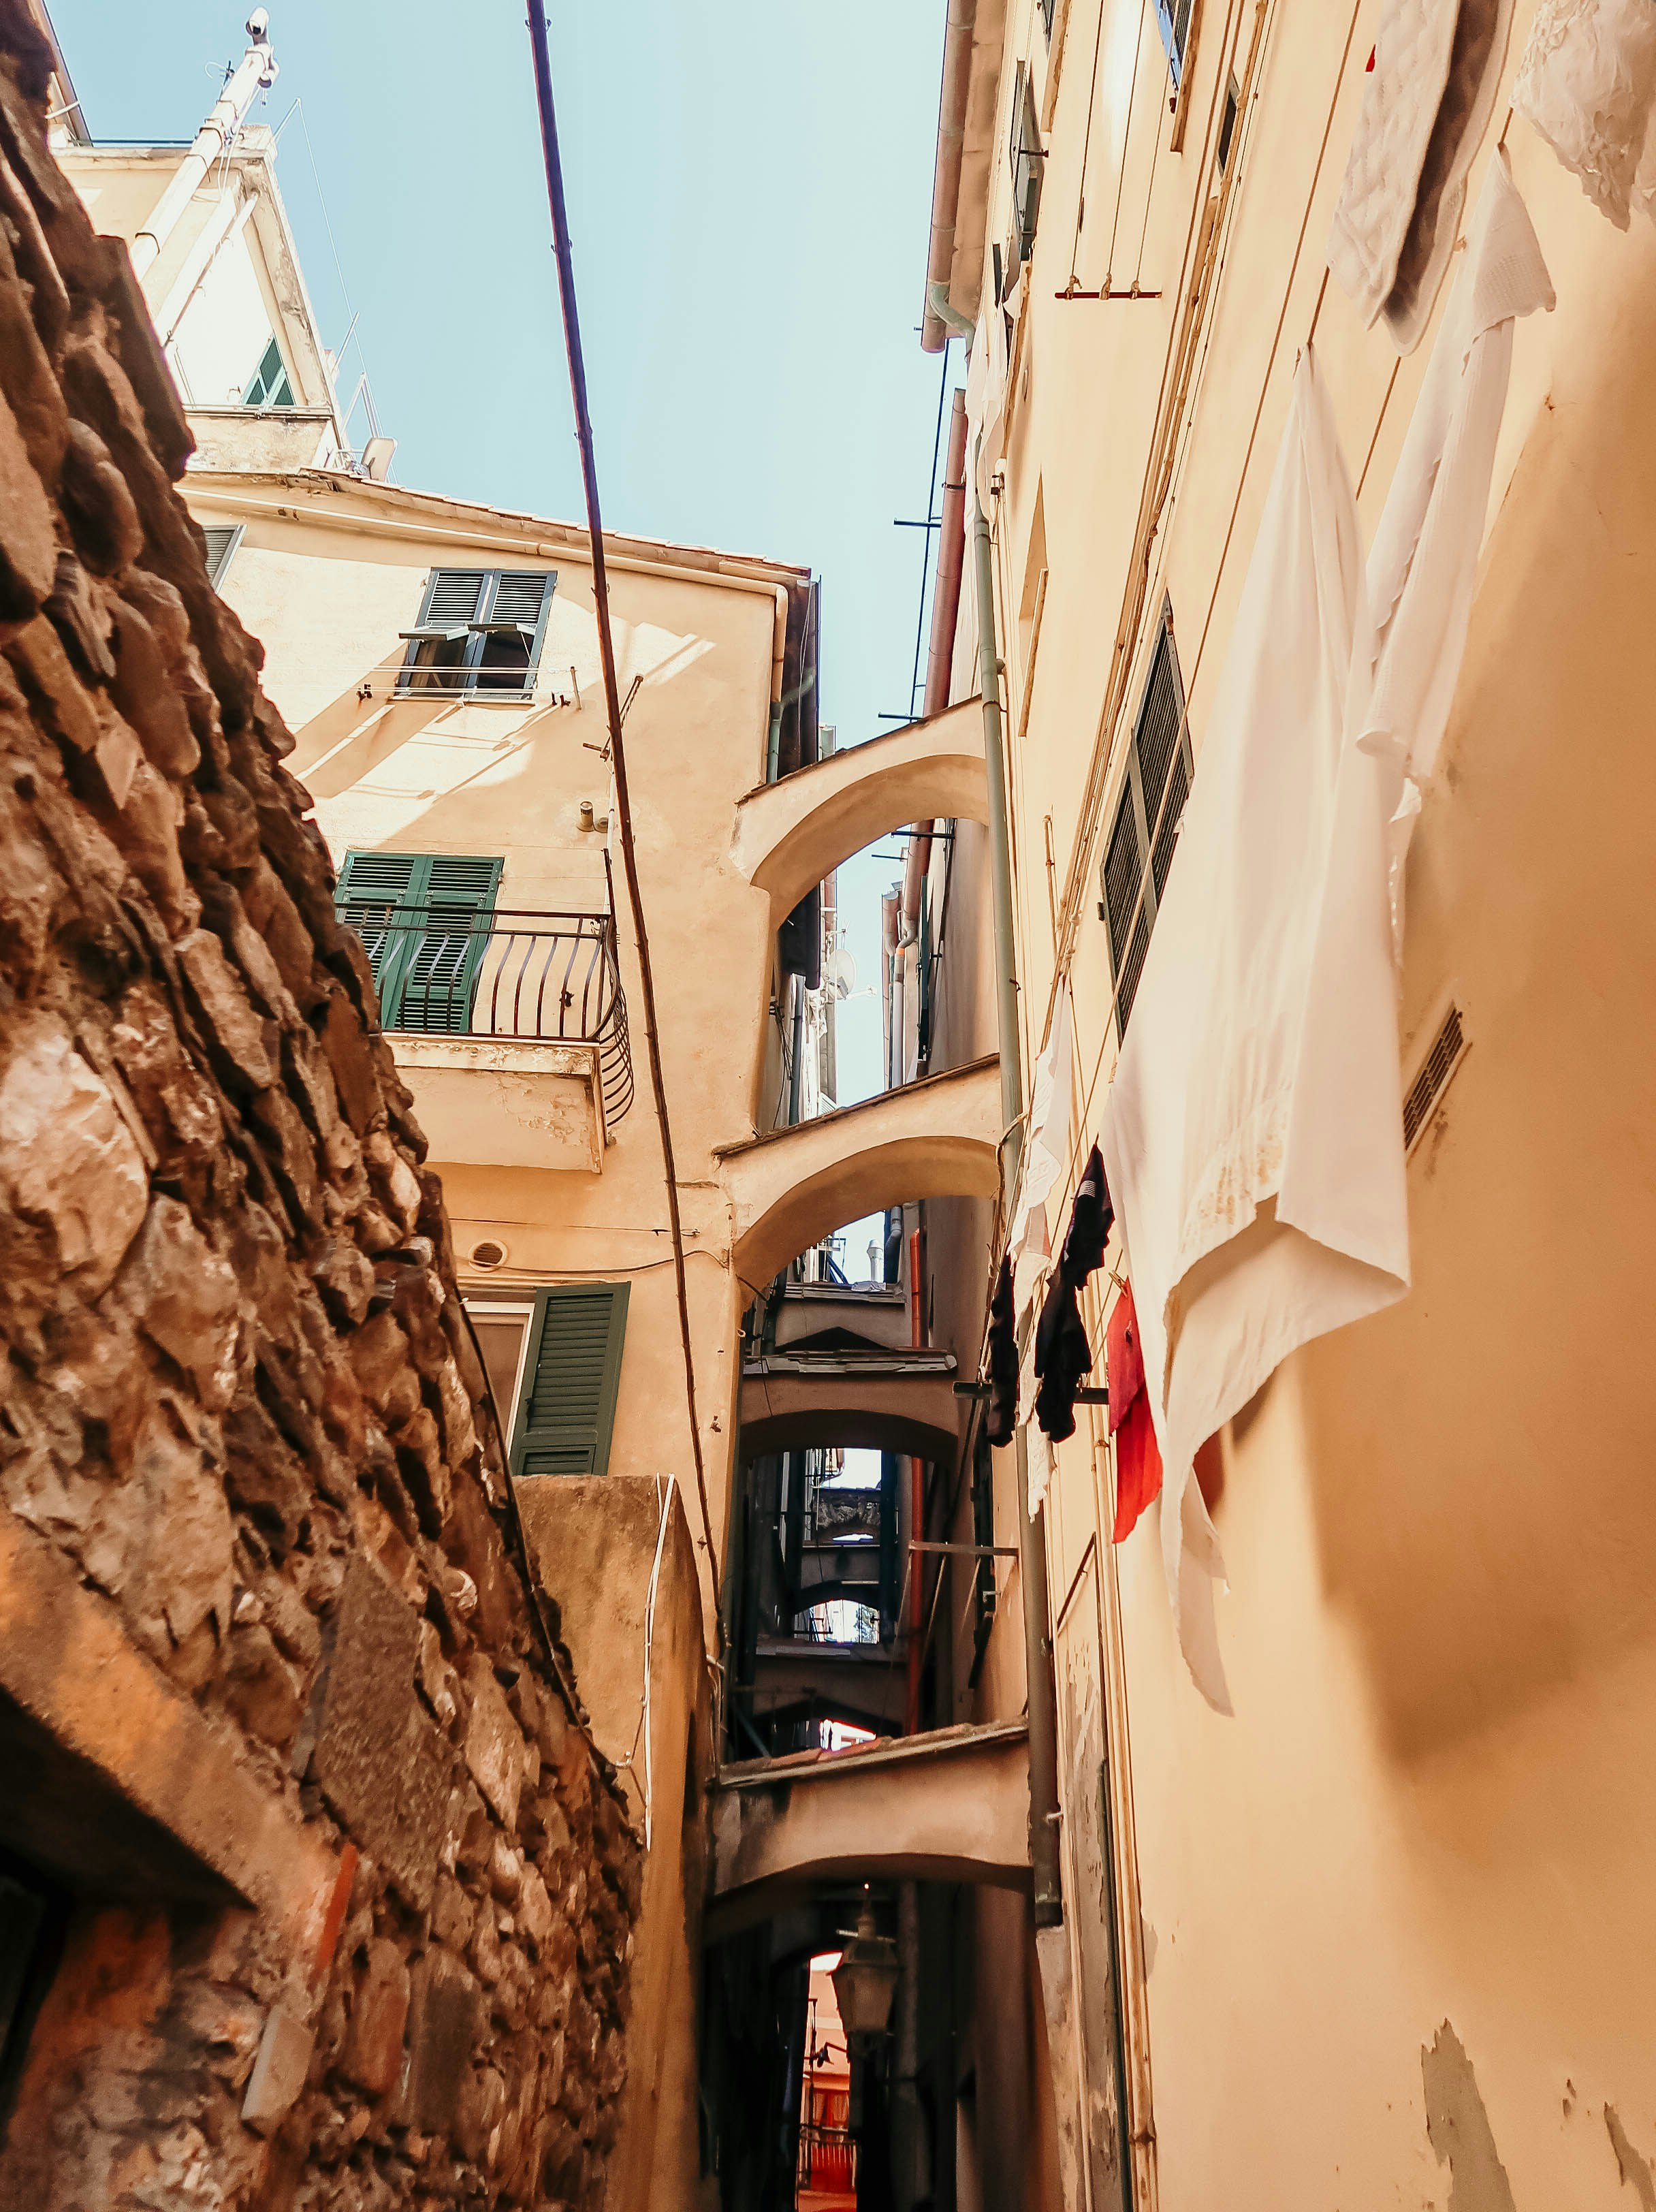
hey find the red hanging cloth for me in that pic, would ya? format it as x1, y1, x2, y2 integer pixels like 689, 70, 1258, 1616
1106, 1280, 1163, 1543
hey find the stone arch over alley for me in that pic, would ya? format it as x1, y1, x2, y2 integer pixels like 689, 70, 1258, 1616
717, 1053, 1003, 1296
729, 697, 987, 928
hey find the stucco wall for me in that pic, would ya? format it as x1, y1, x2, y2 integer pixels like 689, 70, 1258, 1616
957, 0, 1656, 2202
210, 482, 796, 1621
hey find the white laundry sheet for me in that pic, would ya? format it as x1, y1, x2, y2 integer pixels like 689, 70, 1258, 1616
1100, 152, 1552, 1711
1514, 0, 1656, 229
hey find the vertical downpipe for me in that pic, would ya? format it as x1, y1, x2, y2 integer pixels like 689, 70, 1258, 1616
974, 480, 1063, 1929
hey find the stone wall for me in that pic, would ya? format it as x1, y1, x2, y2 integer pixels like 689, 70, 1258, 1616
0, 9, 638, 2207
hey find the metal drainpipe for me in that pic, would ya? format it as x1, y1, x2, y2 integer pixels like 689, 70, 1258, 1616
787, 973, 806, 1126
765, 698, 784, 783
131, 27, 277, 285
974, 477, 1063, 1929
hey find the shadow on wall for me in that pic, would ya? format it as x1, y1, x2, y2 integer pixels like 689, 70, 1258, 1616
1296, 281, 1656, 1765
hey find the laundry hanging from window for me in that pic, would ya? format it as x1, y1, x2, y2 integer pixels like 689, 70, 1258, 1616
1099, 153, 1552, 1713
1328, 0, 1516, 350
1033, 1144, 1113, 1445
1513, 0, 1656, 228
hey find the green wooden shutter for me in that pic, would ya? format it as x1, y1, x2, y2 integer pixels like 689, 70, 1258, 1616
471, 572, 556, 697
397, 853, 503, 1034
509, 1284, 629, 1479
400, 571, 488, 694
336, 849, 422, 1028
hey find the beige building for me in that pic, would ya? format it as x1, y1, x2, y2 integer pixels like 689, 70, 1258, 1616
904, 0, 1656, 2208
42, 1, 1656, 2206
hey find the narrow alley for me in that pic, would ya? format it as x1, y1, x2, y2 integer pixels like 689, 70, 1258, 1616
0, 1, 1653, 2209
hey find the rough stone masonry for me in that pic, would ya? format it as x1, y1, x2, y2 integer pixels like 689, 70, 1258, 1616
0, 7, 639, 2206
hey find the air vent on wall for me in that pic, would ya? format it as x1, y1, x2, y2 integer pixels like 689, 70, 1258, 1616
469, 1239, 507, 1270
1403, 1001, 1467, 1152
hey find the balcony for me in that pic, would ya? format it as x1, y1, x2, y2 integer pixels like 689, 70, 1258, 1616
339, 903, 634, 1171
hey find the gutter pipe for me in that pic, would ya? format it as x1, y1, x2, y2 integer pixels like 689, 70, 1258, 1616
974, 471, 1062, 1930
899, 388, 969, 943
922, 0, 979, 353
131, 25, 276, 288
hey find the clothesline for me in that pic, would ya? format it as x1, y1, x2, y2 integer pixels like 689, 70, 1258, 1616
1033, 56, 1512, 1237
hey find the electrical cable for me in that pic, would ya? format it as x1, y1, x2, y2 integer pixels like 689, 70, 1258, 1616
525, 5, 720, 1640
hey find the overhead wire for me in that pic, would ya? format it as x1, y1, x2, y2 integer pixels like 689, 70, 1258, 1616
525, 5, 720, 1641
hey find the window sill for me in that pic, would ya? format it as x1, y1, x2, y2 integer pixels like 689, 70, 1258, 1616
391, 688, 538, 706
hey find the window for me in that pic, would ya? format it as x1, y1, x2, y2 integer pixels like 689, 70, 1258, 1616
1153, 0, 1196, 86
334, 849, 503, 1033
243, 334, 294, 409
396, 569, 557, 702
1217, 70, 1241, 172
200, 522, 243, 590
1099, 606, 1192, 1039
1008, 63, 1045, 274
507, 1284, 629, 1479
466, 1297, 537, 1433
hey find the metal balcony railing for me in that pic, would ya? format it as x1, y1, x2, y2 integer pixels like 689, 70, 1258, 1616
797, 2116, 857, 2196
338, 902, 635, 1128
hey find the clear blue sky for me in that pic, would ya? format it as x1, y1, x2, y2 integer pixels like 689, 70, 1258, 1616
52, 0, 956, 1137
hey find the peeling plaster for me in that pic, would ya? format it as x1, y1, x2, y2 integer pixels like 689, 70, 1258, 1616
1606, 2107, 1656, 2211
1420, 2022, 1516, 2212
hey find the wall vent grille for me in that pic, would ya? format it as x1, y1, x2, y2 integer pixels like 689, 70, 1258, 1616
1403, 1002, 1467, 1150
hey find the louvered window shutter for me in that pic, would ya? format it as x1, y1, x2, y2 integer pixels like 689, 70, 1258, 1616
400, 571, 488, 695
396, 854, 503, 1034
335, 849, 422, 1027
509, 1284, 629, 1479
472, 572, 556, 697
202, 524, 243, 589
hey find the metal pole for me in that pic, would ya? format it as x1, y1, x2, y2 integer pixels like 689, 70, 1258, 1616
973, 479, 1063, 1929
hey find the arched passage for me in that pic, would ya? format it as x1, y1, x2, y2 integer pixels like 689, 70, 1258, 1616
729, 698, 987, 927
706, 1722, 1030, 1940
739, 1355, 961, 1468
717, 1055, 1002, 1296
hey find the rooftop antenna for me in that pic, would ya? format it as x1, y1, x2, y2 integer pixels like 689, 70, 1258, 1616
130, 12, 278, 287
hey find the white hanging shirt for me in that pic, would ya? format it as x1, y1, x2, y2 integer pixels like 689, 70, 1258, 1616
1099, 152, 1552, 1711
1514, 0, 1656, 229
1099, 351, 1365, 1713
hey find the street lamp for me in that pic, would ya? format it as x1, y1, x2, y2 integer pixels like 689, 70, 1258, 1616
831, 1899, 899, 2039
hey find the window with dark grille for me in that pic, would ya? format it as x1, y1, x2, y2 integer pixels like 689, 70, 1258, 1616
508, 1284, 630, 1479
968, 1427, 998, 1682
200, 523, 243, 590
1153, 0, 1196, 86
243, 334, 294, 408
1403, 1002, 1467, 1150
334, 849, 503, 1033
396, 569, 557, 701
1217, 69, 1241, 172
1008, 63, 1045, 274
1098, 607, 1192, 1039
